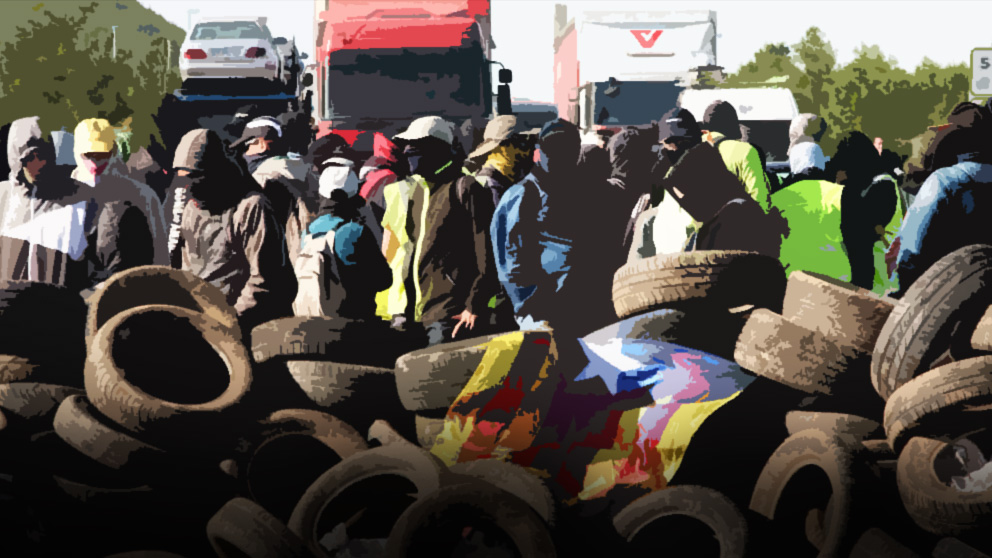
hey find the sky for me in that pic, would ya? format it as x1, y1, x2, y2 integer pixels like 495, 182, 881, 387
139, 0, 988, 102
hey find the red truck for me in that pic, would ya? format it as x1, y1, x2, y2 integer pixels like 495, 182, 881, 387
312, 0, 509, 148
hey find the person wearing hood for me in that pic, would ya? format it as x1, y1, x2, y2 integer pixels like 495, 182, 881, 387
0, 117, 153, 289
701, 101, 773, 211
71, 118, 169, 266
293, 157, 391, 320
491, 118, 586, 330
126, 135, 173, 202
378, 116, 501, 346
663, 141, 783, 258
607, 127, 657, 211
234, 117, 313, 265
893, 106, 992, 295
173, 128, 297, 331
358, 132, 405, 213
787, 113, 828, 157
626, 109, 703, 260
468, 115, 538, 206
316, 146, 382, 246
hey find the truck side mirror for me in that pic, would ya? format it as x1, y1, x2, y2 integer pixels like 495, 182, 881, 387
499, 68, 512, 84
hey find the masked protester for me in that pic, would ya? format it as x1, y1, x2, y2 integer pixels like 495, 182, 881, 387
126, 135, 173, 202
491, 118, 586, 331
664, 141, 783, 258
701, 101, 773, 212
378, 116, 501, 347
358, 132, 405, 213
71, 118, 169, 265
317, 147, 382, 246
293, 155, 392, 321
234, 117, 312, 265
173, 128, 297, 332
0, 117, 153, 289
468, 115, 537, 206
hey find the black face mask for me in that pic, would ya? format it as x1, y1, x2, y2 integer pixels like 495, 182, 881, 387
244, 152, 272, 174
404, 144, 451, 178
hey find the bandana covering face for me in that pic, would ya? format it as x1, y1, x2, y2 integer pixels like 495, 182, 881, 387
82, 157, 109, 177
484, 143, 529, 180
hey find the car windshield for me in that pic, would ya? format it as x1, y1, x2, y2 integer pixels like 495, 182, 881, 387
191, 22, 266, 41
324, 47, 487, 120
593, 81, 684, 127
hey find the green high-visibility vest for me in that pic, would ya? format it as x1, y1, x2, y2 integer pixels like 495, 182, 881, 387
771, 179, 851, 282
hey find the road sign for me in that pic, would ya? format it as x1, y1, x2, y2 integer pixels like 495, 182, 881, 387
972, 48, 992, 96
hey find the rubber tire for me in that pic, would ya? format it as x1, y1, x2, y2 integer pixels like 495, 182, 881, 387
613, 485, 747, 558
394, 333, 508, 413
0, 355, 40, 383
288, 444, 444, 555
448, 459, 556, 526
383, 479, 557, 558
84, 305, 253, 445
932, 537, 992, 558
250, 316, 400, 367
883, 356, 992, 453
785, 411, 882, 440
612, 251, 786, 319
872, 245, 992, 401
207, 497, 312, 558
782, 271, 895, 356
414, 414, 444, 450
85, 265, 239, 340
735, 310, 851, 395
53, 394, 168, 475
897, 436, 992, 535
750, 429, 871, 557
0, 382, 83, 427
971, 305, 992, 352
285, 362, 395, 408
0, 281, 86, 375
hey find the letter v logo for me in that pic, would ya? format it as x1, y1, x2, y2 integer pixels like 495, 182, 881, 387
631, 29, 663, 48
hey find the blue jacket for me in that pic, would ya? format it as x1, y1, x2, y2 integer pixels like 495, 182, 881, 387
491, 174, 573, 322
895, 159, 992, 293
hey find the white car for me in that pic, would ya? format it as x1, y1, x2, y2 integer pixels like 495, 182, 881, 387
179, 17, 283, 88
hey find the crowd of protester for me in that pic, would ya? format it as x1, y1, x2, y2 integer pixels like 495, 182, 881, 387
2, 96, 992, 349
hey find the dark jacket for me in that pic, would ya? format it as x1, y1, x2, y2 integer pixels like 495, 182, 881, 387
0, 117, 152, 290
174, 129, 297, 329
418, 173, 501, 325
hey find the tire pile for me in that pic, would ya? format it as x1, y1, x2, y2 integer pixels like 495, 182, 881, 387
2, 242, 992, 556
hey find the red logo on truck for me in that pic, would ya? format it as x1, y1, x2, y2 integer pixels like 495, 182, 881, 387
630, 30, 662, 48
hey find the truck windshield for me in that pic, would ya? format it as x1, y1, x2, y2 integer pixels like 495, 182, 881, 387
324, 47, 488, 121
593, 81, 684, 127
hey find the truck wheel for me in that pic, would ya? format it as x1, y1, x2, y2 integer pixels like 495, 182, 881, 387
84, 305, 253, 447
207, 498, 312, 558
872, 245, 992, 401
734, 310, 851, 395
883, 356, 992, 453
782, 271, 895, 357
897, 436, 992, 535
611, 251, 785, 319
613, 485, 747, 558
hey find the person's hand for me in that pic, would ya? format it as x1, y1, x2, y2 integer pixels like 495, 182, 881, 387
451, 309, 478, 339
886, 237, 901, 277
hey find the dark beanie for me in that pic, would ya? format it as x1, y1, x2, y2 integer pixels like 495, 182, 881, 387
702, 100, 741, 140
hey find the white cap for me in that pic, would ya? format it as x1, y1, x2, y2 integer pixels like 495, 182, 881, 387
318, 160, 360, 199
245, 116, 282, 138
394, 116, 455, 144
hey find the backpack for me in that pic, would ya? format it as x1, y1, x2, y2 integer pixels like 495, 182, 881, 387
291, 229, 343, 318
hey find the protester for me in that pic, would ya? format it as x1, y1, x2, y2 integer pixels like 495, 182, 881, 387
894, 115, 992, 294
72, 118, 169, 266
0, 117, 153, 288
663, 141, 783, 257
172, 128, 297, 331
783, 141, 829, 189
293, 157, 391, 321
379, 116, 501, 346
468, 115, 537, 206
826, 131, 897, 290
701, 101, 773, 211
358, 132, 405, 212
233, 117, 312, 264
316, 145, 382, 246
492, 118, 584, 330
126, 136, 173, 202
788, 113, 827, 156
607, 127, 657, 211
578, 144, 611, 183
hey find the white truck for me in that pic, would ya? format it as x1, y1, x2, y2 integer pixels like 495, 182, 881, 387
553, 5, 717, 144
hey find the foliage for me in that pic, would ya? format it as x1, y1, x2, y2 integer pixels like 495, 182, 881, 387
722, 27, 969, 159
0, 1, 183, 151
